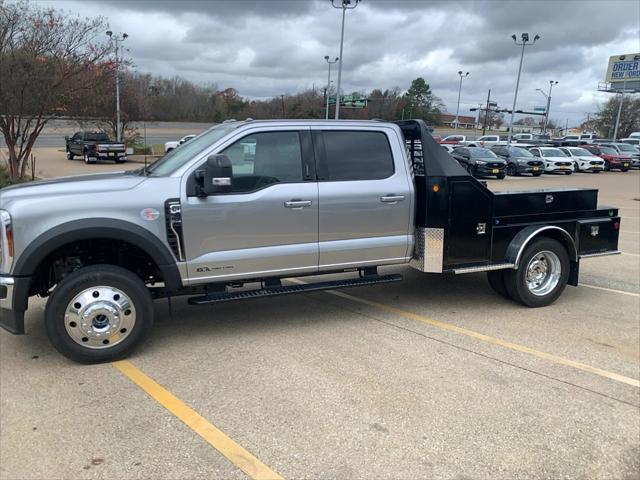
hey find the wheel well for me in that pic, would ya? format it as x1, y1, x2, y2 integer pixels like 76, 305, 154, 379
535, 231, 576, 261
30, 238, 163, 297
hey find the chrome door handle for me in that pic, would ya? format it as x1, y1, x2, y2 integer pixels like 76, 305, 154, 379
284, 200, 312, 208
380, 195, 405, 203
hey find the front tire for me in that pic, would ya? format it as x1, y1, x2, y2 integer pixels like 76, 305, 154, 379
66, 150, 74, 160
45, 264, 154, 363
506, 164, 517, 176
504, 238, 569, 308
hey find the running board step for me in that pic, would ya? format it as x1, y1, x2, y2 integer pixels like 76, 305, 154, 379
188, 274, 403, 305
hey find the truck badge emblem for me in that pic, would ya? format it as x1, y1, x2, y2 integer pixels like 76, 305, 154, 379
590, 226, 599, 237
545, 195, 554, 204
140, 208, 160, 221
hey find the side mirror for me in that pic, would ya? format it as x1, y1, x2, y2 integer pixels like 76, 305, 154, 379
195, 154, 233, 196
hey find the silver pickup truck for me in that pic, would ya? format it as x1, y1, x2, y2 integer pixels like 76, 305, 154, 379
0, 120, 621, 363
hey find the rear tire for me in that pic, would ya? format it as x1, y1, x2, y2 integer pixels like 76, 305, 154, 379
487, 270, 510, 299
504, 238, 570, 308
84, 152, 95, 164
45, 264, 154, 363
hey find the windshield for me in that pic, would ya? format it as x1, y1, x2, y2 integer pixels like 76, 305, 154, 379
615, 144, 635, 152
600, 147, 617, 155
86, 133, 110, 142
147, 125, 238, 176
570, 148, 592, 156
508, 147, 533, 157
541, 148, 566, 157
534, 134, 550, 140
469, 148, 497, 159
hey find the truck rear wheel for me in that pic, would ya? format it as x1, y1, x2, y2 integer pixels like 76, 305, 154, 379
487, 270, 510, 299
45, 264, 154, 363
84, 152, 96, 164
504, 238, 569, 308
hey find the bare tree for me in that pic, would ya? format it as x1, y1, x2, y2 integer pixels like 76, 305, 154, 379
0, 0, 113, 181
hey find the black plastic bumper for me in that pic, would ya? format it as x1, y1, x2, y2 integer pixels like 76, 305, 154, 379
0, 276, 30, 335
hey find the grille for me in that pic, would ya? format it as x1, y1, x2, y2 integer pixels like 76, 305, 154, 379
527, 161, 542, 166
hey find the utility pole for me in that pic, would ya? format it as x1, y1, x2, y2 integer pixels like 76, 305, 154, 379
331, 0, 360, 120
483, 89, 491, 135
280, 95, 286, 118
612, 80, 627, 141
324, 56, 339, 120
106, 31, 128, 143
507, 33, 540, 145
454, 71, 469, 133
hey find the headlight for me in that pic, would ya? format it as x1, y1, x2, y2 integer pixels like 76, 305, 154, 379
476, 160, 486, 165
0, 210, 14, 274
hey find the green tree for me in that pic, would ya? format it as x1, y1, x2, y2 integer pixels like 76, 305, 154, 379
593, 94, 640, 139
403, 77, 444, 124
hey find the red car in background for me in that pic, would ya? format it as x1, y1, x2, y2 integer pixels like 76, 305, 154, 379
579, 144, 631, 172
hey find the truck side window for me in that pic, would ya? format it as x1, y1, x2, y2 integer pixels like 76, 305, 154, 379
321, 131, 394, 181
221, 131, 303, 193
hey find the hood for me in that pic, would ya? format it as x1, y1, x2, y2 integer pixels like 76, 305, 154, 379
577, 156, 603, 162
0, 171, 146, 204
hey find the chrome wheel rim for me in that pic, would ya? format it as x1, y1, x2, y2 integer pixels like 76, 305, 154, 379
64, 286, 136, 349
525, 250, 561, 296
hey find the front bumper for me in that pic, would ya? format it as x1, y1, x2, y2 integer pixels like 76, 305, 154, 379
545, 163, 573, 172
515, 163, 543, 174
475, 165, 506, 176
0, 275, 30, 334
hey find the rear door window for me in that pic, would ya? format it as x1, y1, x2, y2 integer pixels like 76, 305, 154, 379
320, 131, 394, 181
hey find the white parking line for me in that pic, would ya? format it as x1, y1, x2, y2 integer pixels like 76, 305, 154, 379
579, 283, 640, 298
622, 252, 640, 257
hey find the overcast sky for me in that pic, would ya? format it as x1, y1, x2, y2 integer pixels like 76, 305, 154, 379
43, 0, 640, 126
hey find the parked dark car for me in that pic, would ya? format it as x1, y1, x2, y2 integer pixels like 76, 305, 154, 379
65, 131, 127, 164
579, 144, 631, 172
452, 147, 506, 179
491, 145, 544, 176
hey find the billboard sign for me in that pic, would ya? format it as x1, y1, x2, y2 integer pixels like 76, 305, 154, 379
605, 53, 640, 83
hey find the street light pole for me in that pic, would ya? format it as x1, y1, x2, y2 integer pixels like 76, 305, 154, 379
454, 71, 469, 133
324, 56, 339, 120
612, 80, 627, 141
507, 33, 539, 145
106, 30, 128, 143
331, 0, 360, 120
543, 80, 557, 134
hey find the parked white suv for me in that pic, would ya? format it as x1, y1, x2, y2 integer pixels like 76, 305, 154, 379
528, 147, 574, 174
558, 147, 605, 173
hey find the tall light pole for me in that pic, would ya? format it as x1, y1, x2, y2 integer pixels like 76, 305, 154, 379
454, 71, 469, 133
331, 0, 360, 120
324, 56, 339, 120
507, 32, 539, 144
536, 80, 558, 134
106, 30, 128, 143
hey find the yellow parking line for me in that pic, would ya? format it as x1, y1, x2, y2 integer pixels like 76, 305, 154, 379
112, 360, 283, 480
289, 280, 639, 388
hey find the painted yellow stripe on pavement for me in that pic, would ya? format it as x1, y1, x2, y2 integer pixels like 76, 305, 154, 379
112, 360, 283, 480
289, 279, 640, 388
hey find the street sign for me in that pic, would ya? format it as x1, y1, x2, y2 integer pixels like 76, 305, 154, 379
534, 106, 546, 112
328, 95, 367, 108
605, 53, 640, 83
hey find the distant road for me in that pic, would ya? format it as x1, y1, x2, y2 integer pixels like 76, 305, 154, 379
0, 120, 212, 148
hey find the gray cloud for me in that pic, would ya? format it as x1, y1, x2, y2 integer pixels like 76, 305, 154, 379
37, 0, 640, 124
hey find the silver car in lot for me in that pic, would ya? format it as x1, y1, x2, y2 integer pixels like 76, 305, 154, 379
558, 147, 605, 173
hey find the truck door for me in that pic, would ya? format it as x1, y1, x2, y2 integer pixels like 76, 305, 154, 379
314, 128, 413, 270
181, 128, 319, 283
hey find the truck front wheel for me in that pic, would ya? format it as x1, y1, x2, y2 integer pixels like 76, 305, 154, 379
45, 264, 154, 363
504, 238, 569, 308
66, 150, 74, 160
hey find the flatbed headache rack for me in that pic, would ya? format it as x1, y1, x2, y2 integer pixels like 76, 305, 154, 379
394, 120, 621, 277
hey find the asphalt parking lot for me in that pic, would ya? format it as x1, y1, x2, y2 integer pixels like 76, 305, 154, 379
1, 164, 639, 479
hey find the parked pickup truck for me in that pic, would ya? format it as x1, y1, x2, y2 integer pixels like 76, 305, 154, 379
550, 134, 597, 147
0, 120, 621, 363
512, 133, 551, 145
65, 131, 127, 164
